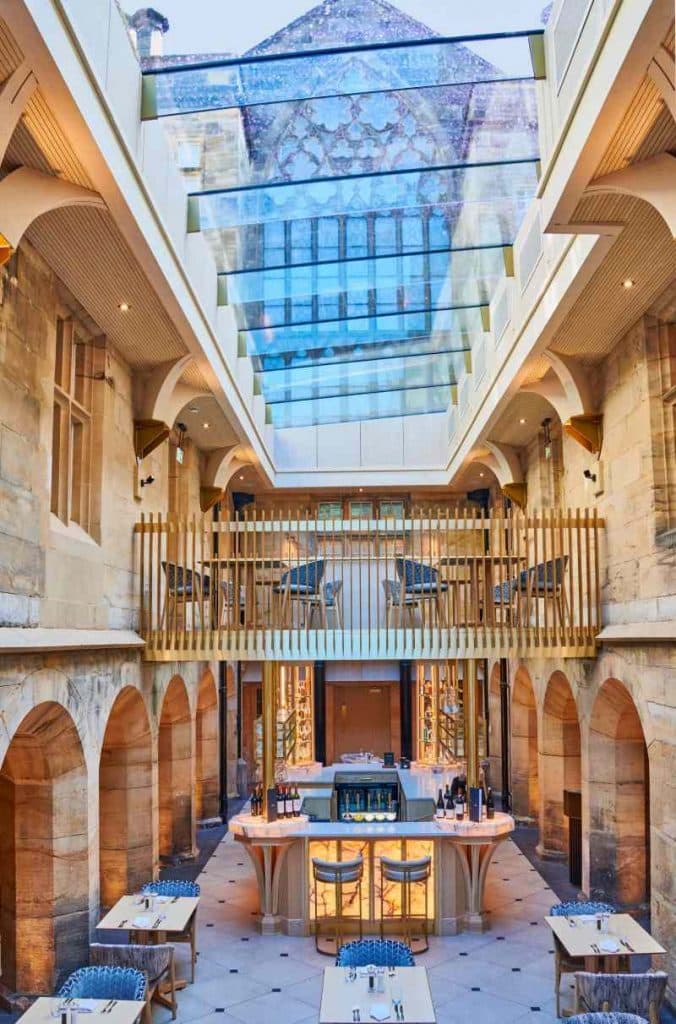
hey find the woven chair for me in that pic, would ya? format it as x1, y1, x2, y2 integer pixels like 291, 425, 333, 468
550, 900, 615, 1018
395, 559, 448, 626
575, 971, 668, 1024
59, 965, 146, 1002
273, 560, 325, 627
91, 943, 176, 1024
382, 579, 419, 627
336, 939, 415, 968
142, 881, 200, 983
568, 1015, 649, 1024
160, 562, 210, 629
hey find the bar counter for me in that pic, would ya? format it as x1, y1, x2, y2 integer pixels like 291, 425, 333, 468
230, 806, 514, 937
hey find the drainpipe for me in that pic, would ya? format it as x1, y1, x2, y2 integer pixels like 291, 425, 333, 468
219, 660, 228, 825
499, 657, 511, 812
399, 660, 413, 761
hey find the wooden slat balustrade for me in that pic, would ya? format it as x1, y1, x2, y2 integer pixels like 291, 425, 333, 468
134, 507, 603, 661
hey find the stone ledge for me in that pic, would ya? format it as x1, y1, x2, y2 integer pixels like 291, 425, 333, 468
0, 627, 145, 654
597, 621, 676, 644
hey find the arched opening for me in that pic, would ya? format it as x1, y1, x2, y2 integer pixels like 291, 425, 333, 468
196, 669, 219, 822
487, 663, 502, 796
511, 668, 539, 821
540, 672, 581, 858
0, 702, 88, 993
158, 675, 194, 861
99, 687, 153, 906
589, 679, 649, 909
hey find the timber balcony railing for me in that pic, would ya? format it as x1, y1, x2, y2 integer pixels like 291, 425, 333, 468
134, 507, 603, 661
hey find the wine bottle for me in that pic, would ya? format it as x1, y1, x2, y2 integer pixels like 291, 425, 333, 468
486, 787, 495, 819
285, 785, 292, 818
276, 785, 285, 819
251, 786, 258, 817
293, 786, 302, 817
435, 788, 445, 820
444, 788, 454, 818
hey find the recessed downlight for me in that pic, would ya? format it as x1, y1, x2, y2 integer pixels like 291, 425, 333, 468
519, 417, 527, 424
202, 421, 211, 429
622, 278, 635, 290
118, 301, 130, 312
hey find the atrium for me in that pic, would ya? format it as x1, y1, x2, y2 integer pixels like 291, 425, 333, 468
0, 1, 673, 1023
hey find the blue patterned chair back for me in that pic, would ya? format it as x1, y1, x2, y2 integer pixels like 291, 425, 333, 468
519, 556, 568, 592
324, 580, 342, 607
336, 939, 415, 968
162, 562, 206, 595
143, 879, 200, 897
382, 579, 402, 604
550, 900, 614, 916
395, 559, 438, 589
58, 966, 146, 1001
280, 559, 324, 592
568, 1015, 652, 1024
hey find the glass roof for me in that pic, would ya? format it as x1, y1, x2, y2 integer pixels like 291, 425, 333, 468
153, 14, 542, 426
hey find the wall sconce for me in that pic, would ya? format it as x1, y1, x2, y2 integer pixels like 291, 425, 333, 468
140, 474, 155, 487
542, 417, 553, 460
583, 468, 597, 484
175, 421, 187, 464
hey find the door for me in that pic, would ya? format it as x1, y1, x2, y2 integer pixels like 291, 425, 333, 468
329, 683, 393, 761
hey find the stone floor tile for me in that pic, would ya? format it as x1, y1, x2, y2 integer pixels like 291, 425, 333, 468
226, 991, 318, 1024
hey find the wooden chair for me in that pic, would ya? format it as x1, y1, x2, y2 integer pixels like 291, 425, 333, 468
395, 558, 448, 627
160, 562, 209, 629
575, 971, 668, 1024
273, 559, 325, 627
90, 943, 176, 1024
382, 579, 419, 626
516, 555, 570, 627
307, 579, 343, 628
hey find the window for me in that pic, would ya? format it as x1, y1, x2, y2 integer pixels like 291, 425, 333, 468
50, 317, 95, 533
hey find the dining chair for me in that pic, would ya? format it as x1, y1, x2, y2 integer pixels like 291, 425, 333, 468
90, 943, 176, 1024
575, 971, 668, 1024
306, 579, 343, 628
382, 579, 419, 627
142, 880, 199, 983
58, 965, 146, 1002
273, 559, 325, 627
160, 562, 210, 629
567, 1015, 650, 1024
336, 939, 415, 968
217, 579, 245, 626
517, 556, 570, 627
395, 558, 449, 626
550, 900, 615, 1018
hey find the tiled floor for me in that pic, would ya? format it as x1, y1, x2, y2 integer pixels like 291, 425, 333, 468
161, 833, 576, 1024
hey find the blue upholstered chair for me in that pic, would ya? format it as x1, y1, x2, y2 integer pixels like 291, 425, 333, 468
273, 559, 325, 626
59, 965, 146, 1001
142, 880, 200, 982
161, 562, 210, 628
568, 1015, 649, 1024
575, 971, 668, 1024
142, 880, 200, 898
336, 939, 415, 968
550, 900, 615, 1017
394, 559, 448, 626
91, 943, 176, 1024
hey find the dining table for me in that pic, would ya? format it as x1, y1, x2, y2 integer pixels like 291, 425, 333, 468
97, 893, 199, 991
319, 965, 436, 1023
18, 997, 145, 1024
545, 911, 666, 972
200, 556, 287, 627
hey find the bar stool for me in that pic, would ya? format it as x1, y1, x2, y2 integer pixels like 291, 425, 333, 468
312, 854, 364, 955
379, 855, 432, 953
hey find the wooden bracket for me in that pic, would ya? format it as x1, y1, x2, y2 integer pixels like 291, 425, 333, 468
564, 414, 603, 454
502, 482, 527, 510
200, 486, 224, 514
134, 419, 170, 460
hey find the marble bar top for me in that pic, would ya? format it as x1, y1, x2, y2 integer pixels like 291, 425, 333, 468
230, 810, 514, 841
285, 761, 465, 802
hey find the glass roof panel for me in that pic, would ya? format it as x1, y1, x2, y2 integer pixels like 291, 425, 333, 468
251, 335, 471, 373
241, 304, 486, 358
144, 32, 543, 118
270, 383, 453, 427
225, 244, 505, 306
189, 158, 539, 232
261, 350, 465, 403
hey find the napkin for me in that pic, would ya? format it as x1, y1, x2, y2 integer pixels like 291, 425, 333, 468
599, 938, 620, 953
369, 1004, 390, 1021
132, 915, 152, 928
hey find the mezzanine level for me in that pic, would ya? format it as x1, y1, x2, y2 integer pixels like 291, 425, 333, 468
135, 507, 602, 661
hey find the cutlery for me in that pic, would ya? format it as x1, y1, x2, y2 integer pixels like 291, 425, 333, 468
118, 919, 127, 928
567, 917, 577, 927
100, 1000, 113, 1014
171, 896, 179, 903
591, 943, 600, 954
621, 938, 635, 952
103, 1000, 117, 1014
399, 1002, 405, 1021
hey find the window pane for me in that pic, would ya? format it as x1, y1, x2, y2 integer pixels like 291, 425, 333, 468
50, 402, 65, 520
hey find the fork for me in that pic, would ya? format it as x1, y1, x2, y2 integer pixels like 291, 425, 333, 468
104, 1000, 117, 1014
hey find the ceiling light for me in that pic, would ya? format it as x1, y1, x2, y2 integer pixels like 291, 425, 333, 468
359, 487, 364, 492
479, 472, 484, 477
188, 405, 199, 413
519, 418, 526, 424
202, 422, 210, 429
118, 301, 130, 312
239, 475, 244, 480
622, 278, 635, 290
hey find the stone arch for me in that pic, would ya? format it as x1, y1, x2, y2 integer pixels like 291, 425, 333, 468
0, 701, 89, 993
539, 671, 581, 858
487, 662, 503, 795
196, 668, 220, 822
99, 686, 153, 906
589, 678, 649, 909
158, 675, 195, 861
511, 667, 539, 821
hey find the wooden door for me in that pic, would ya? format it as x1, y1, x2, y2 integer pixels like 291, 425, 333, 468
329, 683, 393, 761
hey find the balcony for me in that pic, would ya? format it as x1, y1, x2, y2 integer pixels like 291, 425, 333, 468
134, 507, 602, 661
